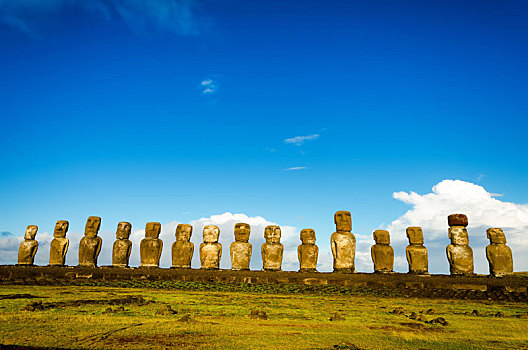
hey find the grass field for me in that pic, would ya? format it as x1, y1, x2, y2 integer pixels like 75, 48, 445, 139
0, 283, 527, 349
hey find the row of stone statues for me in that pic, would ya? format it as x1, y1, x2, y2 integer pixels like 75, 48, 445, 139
17, 212, 514, 277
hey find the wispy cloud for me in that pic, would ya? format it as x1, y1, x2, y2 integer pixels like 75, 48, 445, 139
0, 0, 207, 37
200, 78, 217, 94
284, 134, 319, 146
283, 166, 307, 171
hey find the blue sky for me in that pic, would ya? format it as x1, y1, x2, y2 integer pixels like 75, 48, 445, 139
1, 0, 527, 273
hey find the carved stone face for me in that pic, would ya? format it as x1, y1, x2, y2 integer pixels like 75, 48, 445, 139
24, 225, 38, 240
54, 220, 69, 238
334, 211, 352, 232
145, 222, 161, 238
487, 228, 506, 244
176, 224, 192, 241
406, 227, 424, 244
203, 225, 220, 243
116, 222, 131, 239
448, 226, 469, 245
264, 225, 281, 243
234, 223, 250, 242
300, 229, 316, 244
85, 216, 101, 237
373, 230, 390, 244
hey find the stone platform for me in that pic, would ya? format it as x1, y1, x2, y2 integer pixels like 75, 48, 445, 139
1, 265, 527, 302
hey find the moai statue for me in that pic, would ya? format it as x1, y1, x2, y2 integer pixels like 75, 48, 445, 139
140, 222, 163, 267
371, 230, 394, 273
446, 214, 474, 275
49, 220, 69, 266
18, 225, 39, 265
331, 211, 356, 273
172, 224, 194, 268
486, 228, 513, 277
298, 228, 318, 272
78, 216, 102, 267
261, 225, 283, 271
230, 223, 252, 270
200, 225, 222, 269
112, 222, 132, 267
405, 227, 428, 274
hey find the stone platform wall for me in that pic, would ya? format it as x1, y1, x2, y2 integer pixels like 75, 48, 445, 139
1, 265, 526, 298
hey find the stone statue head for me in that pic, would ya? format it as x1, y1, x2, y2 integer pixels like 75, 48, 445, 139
487, 228, 506, 244
145, 222, 161, 238
176, 224, 192, 241
24, 225, 38, 240
116, 222, 131, 239
264, 225, 281, 243
300, 228, 316, 244
448, 226, 469, 245
334, 211, 352, 232
54, 220, 69, 238
234, 223, 250, 242
448, 214, 468, 227
203, 225, 220, 243
373, 230, 390, 244
85, 216, 101, 237
406, 227, 424, 244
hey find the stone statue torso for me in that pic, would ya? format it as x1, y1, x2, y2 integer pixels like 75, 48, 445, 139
331, 232, 356, 270
112, 239, 132, 267
140, 238, 163, 267
486, 244, 513, 276
172, 241, 194, 268
447, 244, 474, 274
78, 236, 102, 267
18, 240, 38, 265
261, 242, 283, 271
298, 244, 318, 271
230, 241, 252, 270
200, 242, 222, 269
371, 244, 394, 272
406, 245, 428, 273
49, 237, 69, 265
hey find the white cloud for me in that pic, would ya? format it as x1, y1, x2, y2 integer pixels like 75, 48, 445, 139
387, 179, 528, 274
283, 166, 307, 171
284, 134, 320, 146
0, 0, 205, 36
200, 79, 217, 94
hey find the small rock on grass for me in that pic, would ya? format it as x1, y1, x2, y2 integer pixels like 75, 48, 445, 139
391, 307, 405, 315
329, 312, 345, 321
155, 305, 177, 316
249, 310, 268, 320
178, 314, 192, 322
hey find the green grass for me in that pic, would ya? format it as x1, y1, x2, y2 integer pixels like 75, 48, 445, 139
0, 284, 527, 349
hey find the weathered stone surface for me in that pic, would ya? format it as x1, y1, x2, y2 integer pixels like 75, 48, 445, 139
331, 211, 355, 273
200, 225, 222, 269
261, 225, 283, 271
371, 230, 394, 273
448, 214, 468, 227
112, 222, 132, 267
405, 227, 428, 274
298, 228, 318, 272
446, 215, 474, 275
78, 216, 102, 267
486, 228, 513, 277
18, 225, 38, 265
49, 220, 69, 266
230, 223, 252, 271
140, 222, 163, 267
172, 224, 194, 268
